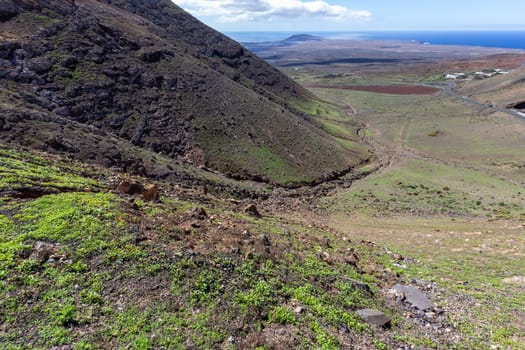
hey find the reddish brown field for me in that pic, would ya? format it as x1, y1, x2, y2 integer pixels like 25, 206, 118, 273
312, 84, 441, 95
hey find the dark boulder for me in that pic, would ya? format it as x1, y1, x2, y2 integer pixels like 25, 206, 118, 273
117, 180, 144, 196
27, 57, 53, 74
137, 47, 171, 63
142, 183, 160, 202
60, 56, 78, 69
244, 203, 261, 218
191, 207, 208, 220
0, 0, 18, 21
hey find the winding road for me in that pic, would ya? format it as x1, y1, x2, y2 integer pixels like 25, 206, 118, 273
425, 82, 525, 121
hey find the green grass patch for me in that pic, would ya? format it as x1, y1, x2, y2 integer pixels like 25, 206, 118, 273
268, 306, 297, 325
327, 158, 525, 219
334, 137, 369, 153
290, 98, 344, 121
0, 148, 100, 192
320, 120, 360, 141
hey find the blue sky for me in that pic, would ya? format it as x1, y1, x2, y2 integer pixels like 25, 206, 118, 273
172, 0, 525, 32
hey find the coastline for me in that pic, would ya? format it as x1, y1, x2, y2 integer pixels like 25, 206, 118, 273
226, 30, 525, 50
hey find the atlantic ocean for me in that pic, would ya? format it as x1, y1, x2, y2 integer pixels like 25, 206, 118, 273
227, 31, 525, 50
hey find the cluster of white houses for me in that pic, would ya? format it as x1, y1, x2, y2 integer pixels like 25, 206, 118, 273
445, 69, 508, 80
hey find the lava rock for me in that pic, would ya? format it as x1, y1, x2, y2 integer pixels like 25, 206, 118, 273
191, 207, 208, 220
244, 203, 261, 218
117, 180, 144, 196
258, 234, 270, 246
60, 56, 78, 69
356, 309, 391, 328
30, 241, 58, 263
0, 0, 18, 21
27, 57, 54, 74
390, 284, 435, 311
142, 184, 160, 202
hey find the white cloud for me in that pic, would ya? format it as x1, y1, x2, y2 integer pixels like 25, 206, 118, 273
173, 0, 371, 22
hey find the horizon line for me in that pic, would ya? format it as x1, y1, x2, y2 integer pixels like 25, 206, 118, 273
225, 28, 525, 33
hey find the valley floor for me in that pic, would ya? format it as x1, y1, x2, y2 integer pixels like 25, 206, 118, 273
274, 60, 525, 348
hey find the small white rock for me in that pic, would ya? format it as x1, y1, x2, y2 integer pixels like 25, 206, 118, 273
294, 306, 304, 314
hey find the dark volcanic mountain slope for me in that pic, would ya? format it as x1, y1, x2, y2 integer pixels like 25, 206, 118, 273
100, 0, 309, 100
0, 0, 369, 185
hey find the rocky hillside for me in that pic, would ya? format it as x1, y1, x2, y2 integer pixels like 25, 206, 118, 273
0, 147, 460, 349
0, 0, 369, 185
